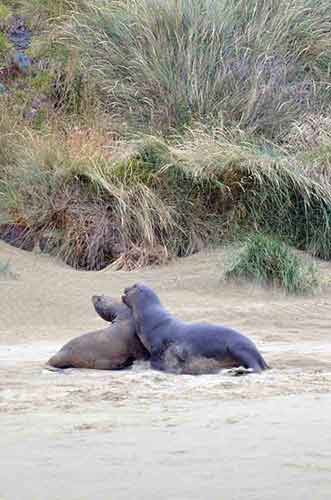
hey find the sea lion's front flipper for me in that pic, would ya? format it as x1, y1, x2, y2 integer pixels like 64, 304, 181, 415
43, 363, 67, 373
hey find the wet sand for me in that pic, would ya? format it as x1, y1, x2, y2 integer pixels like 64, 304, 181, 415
1, 241, 331, 499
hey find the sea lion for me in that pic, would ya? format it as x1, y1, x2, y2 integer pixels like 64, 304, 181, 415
46, 295, 149, 370
122, 283, 269, 375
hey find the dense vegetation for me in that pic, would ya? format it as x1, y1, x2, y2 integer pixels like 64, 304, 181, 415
1, 0, 331, 289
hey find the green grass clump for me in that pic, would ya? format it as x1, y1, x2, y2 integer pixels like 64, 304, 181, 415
225, 234, 319, 294
242, 169, 331, 260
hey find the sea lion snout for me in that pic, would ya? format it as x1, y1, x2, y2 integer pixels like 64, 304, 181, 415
124, 283, 139, 294
92, 295, 102, 306
92, 295, 123, 322
122, 293, 131, 307
122, 284, 140, 306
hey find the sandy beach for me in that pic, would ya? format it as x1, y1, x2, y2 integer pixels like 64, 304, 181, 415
1, 240, 331, 500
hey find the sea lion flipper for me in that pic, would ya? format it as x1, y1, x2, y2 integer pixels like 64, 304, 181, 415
44, 363, 66, 372
47, 351, 72, 369
150, 345, 188, 374
227, 343, 268, 373
150, 355, 166, 372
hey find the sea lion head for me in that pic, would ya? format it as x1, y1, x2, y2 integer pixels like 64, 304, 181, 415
122, 283, 161, 310
92, 295, 131, 322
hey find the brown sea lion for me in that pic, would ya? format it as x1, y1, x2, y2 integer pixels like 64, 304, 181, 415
46, 295, 149, 370
122, 283, 269, 375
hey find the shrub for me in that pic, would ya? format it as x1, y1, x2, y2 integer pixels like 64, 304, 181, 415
225, 234, 319, 294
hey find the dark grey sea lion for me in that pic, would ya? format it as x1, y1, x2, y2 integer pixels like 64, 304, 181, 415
46, 295, 149, 370
122, 283, 269, 375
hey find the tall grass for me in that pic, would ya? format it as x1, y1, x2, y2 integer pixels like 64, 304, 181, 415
0, 122, 227, 268
225, 234, 319, 294
2, 114, 331, 269
2, 0, 331, 270
65, 0, 331, 136
6, 0, 87, 26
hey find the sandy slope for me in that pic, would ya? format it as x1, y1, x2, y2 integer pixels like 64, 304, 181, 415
1, 241, 331, 500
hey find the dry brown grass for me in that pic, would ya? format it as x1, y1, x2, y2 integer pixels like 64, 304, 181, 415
108, 244, 170, 271
65, 127, 114, 161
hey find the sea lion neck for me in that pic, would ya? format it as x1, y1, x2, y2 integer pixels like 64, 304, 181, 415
134, 303, 172, 350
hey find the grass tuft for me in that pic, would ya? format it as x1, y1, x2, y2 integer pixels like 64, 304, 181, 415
225, 234, 319, 294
